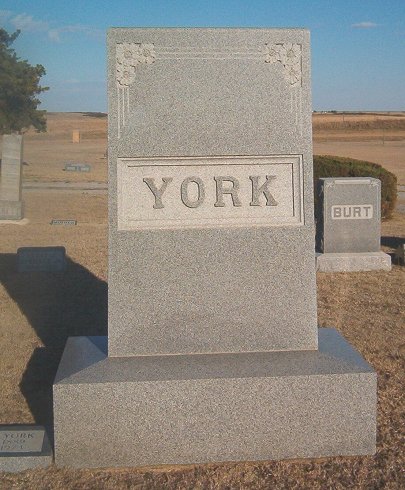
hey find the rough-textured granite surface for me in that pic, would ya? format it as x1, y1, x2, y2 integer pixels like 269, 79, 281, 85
0, 425, 52, 473
316, 177, 381, 254
107, 28, 318, 356
53, 329, 376, 468
316, 251, 391, 272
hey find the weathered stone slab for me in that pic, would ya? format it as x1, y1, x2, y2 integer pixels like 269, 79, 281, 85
316, 177, 381, 254
0, 134, 23, 220
0, 425, 52, 472
316, 251, 391, 272
0, 200, 23, 220
17, 246, 66, 272
107, 28, 317, 356
50, 219, 77, 226
0, 134, 23, 202
53, 330, 376, 468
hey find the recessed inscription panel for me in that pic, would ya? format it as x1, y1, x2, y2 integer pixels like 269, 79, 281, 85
117, 155, 303, 230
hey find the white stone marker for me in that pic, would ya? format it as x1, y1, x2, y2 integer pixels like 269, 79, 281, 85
0, 134, 23, 220
53, 28, 376, 469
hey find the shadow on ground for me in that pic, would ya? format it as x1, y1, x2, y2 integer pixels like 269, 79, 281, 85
0, 253, 107, 430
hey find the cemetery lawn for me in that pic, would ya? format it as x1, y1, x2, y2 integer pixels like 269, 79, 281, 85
0, 112, 404, 488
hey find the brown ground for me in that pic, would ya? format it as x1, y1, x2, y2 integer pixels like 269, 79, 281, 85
0, 112, 404, 488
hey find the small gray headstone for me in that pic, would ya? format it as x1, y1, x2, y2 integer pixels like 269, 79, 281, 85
17, 246, 66, 272
316, 177, 381, 254
50, 219, 77, 226
64, 162, 91, 172
315, 177, 391, 271
0, 425, 52, 472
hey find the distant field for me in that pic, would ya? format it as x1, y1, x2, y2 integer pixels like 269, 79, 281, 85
313, 112, 405, 185
1, 111, 403, 184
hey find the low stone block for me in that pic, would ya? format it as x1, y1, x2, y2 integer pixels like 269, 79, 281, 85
0, 200, 23, 220
53, 329, 376, 468
0, 425, 52, 472
316, 251, 392, 272
17, 246, 66, 272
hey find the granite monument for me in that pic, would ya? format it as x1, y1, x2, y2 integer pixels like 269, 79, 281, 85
53, 28, 376, 468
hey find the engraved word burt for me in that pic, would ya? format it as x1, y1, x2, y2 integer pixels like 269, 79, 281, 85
331, 205, 373, 220
117, 155, 303, 230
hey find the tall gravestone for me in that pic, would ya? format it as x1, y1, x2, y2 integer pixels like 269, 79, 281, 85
53, 28, 376, 468
0, 134, 23, 220
316, 177, 391, 271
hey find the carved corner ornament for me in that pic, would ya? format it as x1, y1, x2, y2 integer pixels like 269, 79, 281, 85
263, 43, 302, 87
116, 43, 156, 87
116, 43, 156, 137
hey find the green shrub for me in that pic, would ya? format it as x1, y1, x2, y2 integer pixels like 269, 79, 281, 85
313, 155, 397, 219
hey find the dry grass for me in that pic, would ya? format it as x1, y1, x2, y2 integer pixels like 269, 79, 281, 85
0, 112, 404, 488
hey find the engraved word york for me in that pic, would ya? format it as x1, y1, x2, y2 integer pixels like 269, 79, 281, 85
143, 175, 277, 209
117, 156, 303, 230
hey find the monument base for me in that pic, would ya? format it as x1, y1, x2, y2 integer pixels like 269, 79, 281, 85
53, 329, 376, 469
316, 251, 391, 272
0, 200, 23, 220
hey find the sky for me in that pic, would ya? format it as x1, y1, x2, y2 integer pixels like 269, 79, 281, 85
1, 0, 404, 112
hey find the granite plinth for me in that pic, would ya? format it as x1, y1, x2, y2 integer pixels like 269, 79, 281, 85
0, 200, 23, 220
316, 252, 391, 272
53, 329, 376, 469
0, 425, 52, 472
